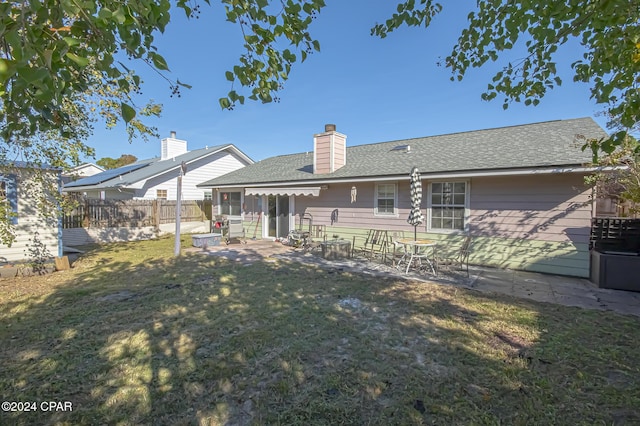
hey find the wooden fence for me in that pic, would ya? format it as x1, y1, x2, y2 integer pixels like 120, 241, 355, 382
62, 199, 212, 229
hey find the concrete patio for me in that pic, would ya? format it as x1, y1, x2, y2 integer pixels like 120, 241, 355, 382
190, 238, 640, 317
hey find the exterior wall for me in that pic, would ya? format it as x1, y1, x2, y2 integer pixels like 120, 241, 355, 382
99, 190, 132, 200
467, 174, 591, 277
63, 226, 159, 246
289, 173, 592, 277
0, 170, 60, 263
73, 164, 103, 177
62, 221, 209, 246
294, 181, 413, 233
135, 151, 247, 200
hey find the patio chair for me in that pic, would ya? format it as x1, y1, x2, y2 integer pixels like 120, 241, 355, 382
387, 231, 407, 266
310, 224, 327, 242
434, 235, 473, 276
306, 224, 327, 251
225, 217, 246, 244
287, 213, 313, 249
352, 229, 390, 263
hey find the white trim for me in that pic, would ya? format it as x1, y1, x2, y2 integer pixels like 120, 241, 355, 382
374, 182, 399, 218
199, 165, 613, 190
426, 179, 470, 234
245, 186, 321, 197
288, 195, 295, 234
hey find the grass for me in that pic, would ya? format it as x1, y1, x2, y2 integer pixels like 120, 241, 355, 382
1, 235, 639, 425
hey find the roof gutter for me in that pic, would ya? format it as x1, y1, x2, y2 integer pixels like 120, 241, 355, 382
198, 164, 619, 189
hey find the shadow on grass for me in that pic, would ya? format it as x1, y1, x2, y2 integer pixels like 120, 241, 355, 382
0, 236, 639, 425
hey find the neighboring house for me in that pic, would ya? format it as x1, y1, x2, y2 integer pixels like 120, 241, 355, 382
61, 162, 105, 186
0, 163, 62, 263
198, 118, 608, 278
63, 132, 254, 200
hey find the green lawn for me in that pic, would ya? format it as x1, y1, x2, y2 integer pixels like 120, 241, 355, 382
1, 236, 639, 425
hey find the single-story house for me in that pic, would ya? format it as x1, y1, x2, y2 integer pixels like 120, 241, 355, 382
63, 132, 254, 200
197, 118, 609, 278
1, 163, 62, 263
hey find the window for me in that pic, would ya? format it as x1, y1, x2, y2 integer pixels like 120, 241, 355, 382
429, 181, 467, 231
220, 191, 242, 216
0, 175, 18, 224
375, 183, 397, 216
156, 189, 167, 200
203, 191, 212, 201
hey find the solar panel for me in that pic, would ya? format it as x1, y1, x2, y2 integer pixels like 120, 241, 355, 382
64, 160, 153, 187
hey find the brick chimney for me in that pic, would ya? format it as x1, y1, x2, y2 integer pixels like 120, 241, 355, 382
161, 131, 188, 160
313, 124, 346, 174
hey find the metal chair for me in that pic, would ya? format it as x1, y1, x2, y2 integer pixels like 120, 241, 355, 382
352, 229, 390, 263
387, 231, 407, 266
225, 217, 246, 244
287, 213, 313, 249
435, 235, 473, 276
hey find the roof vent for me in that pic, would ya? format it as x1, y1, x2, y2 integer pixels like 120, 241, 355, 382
391, 144, 411, 153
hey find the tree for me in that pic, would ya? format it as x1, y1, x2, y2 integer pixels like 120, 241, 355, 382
3, 1, 638, 162
1, 0, 323, 246
371, 0, 640, 158
586, 136, 640, 216
0, 0, 323, 150
1, 0, 638, 247
96, 154, 138, 170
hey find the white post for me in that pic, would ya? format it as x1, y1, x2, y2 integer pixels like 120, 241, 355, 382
174, 162, 187, 256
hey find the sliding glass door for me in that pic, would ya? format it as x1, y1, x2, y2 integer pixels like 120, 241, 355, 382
267, 195, 290, 238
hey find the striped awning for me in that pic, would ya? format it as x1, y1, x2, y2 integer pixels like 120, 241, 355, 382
245, 187, 321, 197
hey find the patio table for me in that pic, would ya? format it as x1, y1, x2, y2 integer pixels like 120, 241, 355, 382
395, 238, 437, 274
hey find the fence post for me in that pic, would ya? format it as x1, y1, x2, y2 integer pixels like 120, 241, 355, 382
153, 200, 160, 230
83, 199, 90, 228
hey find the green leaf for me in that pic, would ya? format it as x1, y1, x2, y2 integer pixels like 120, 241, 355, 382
225, 71, 234, 81
121, 103, 136, 123
98, 8, 113, 20
150, 53, 169, 71
0, 59, 16, 82
21, 67, 49, 83
219, 98, 231, 109
42, 50, 53, 69
63, 37, 81, 47
176, 79, 192, 89
66, 53, 89, 67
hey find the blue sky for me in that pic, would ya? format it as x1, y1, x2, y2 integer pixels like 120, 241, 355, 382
86, 0, 606, 163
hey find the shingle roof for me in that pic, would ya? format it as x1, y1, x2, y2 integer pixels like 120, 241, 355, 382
198, 117, 607, 188
65, 144, 245, 190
